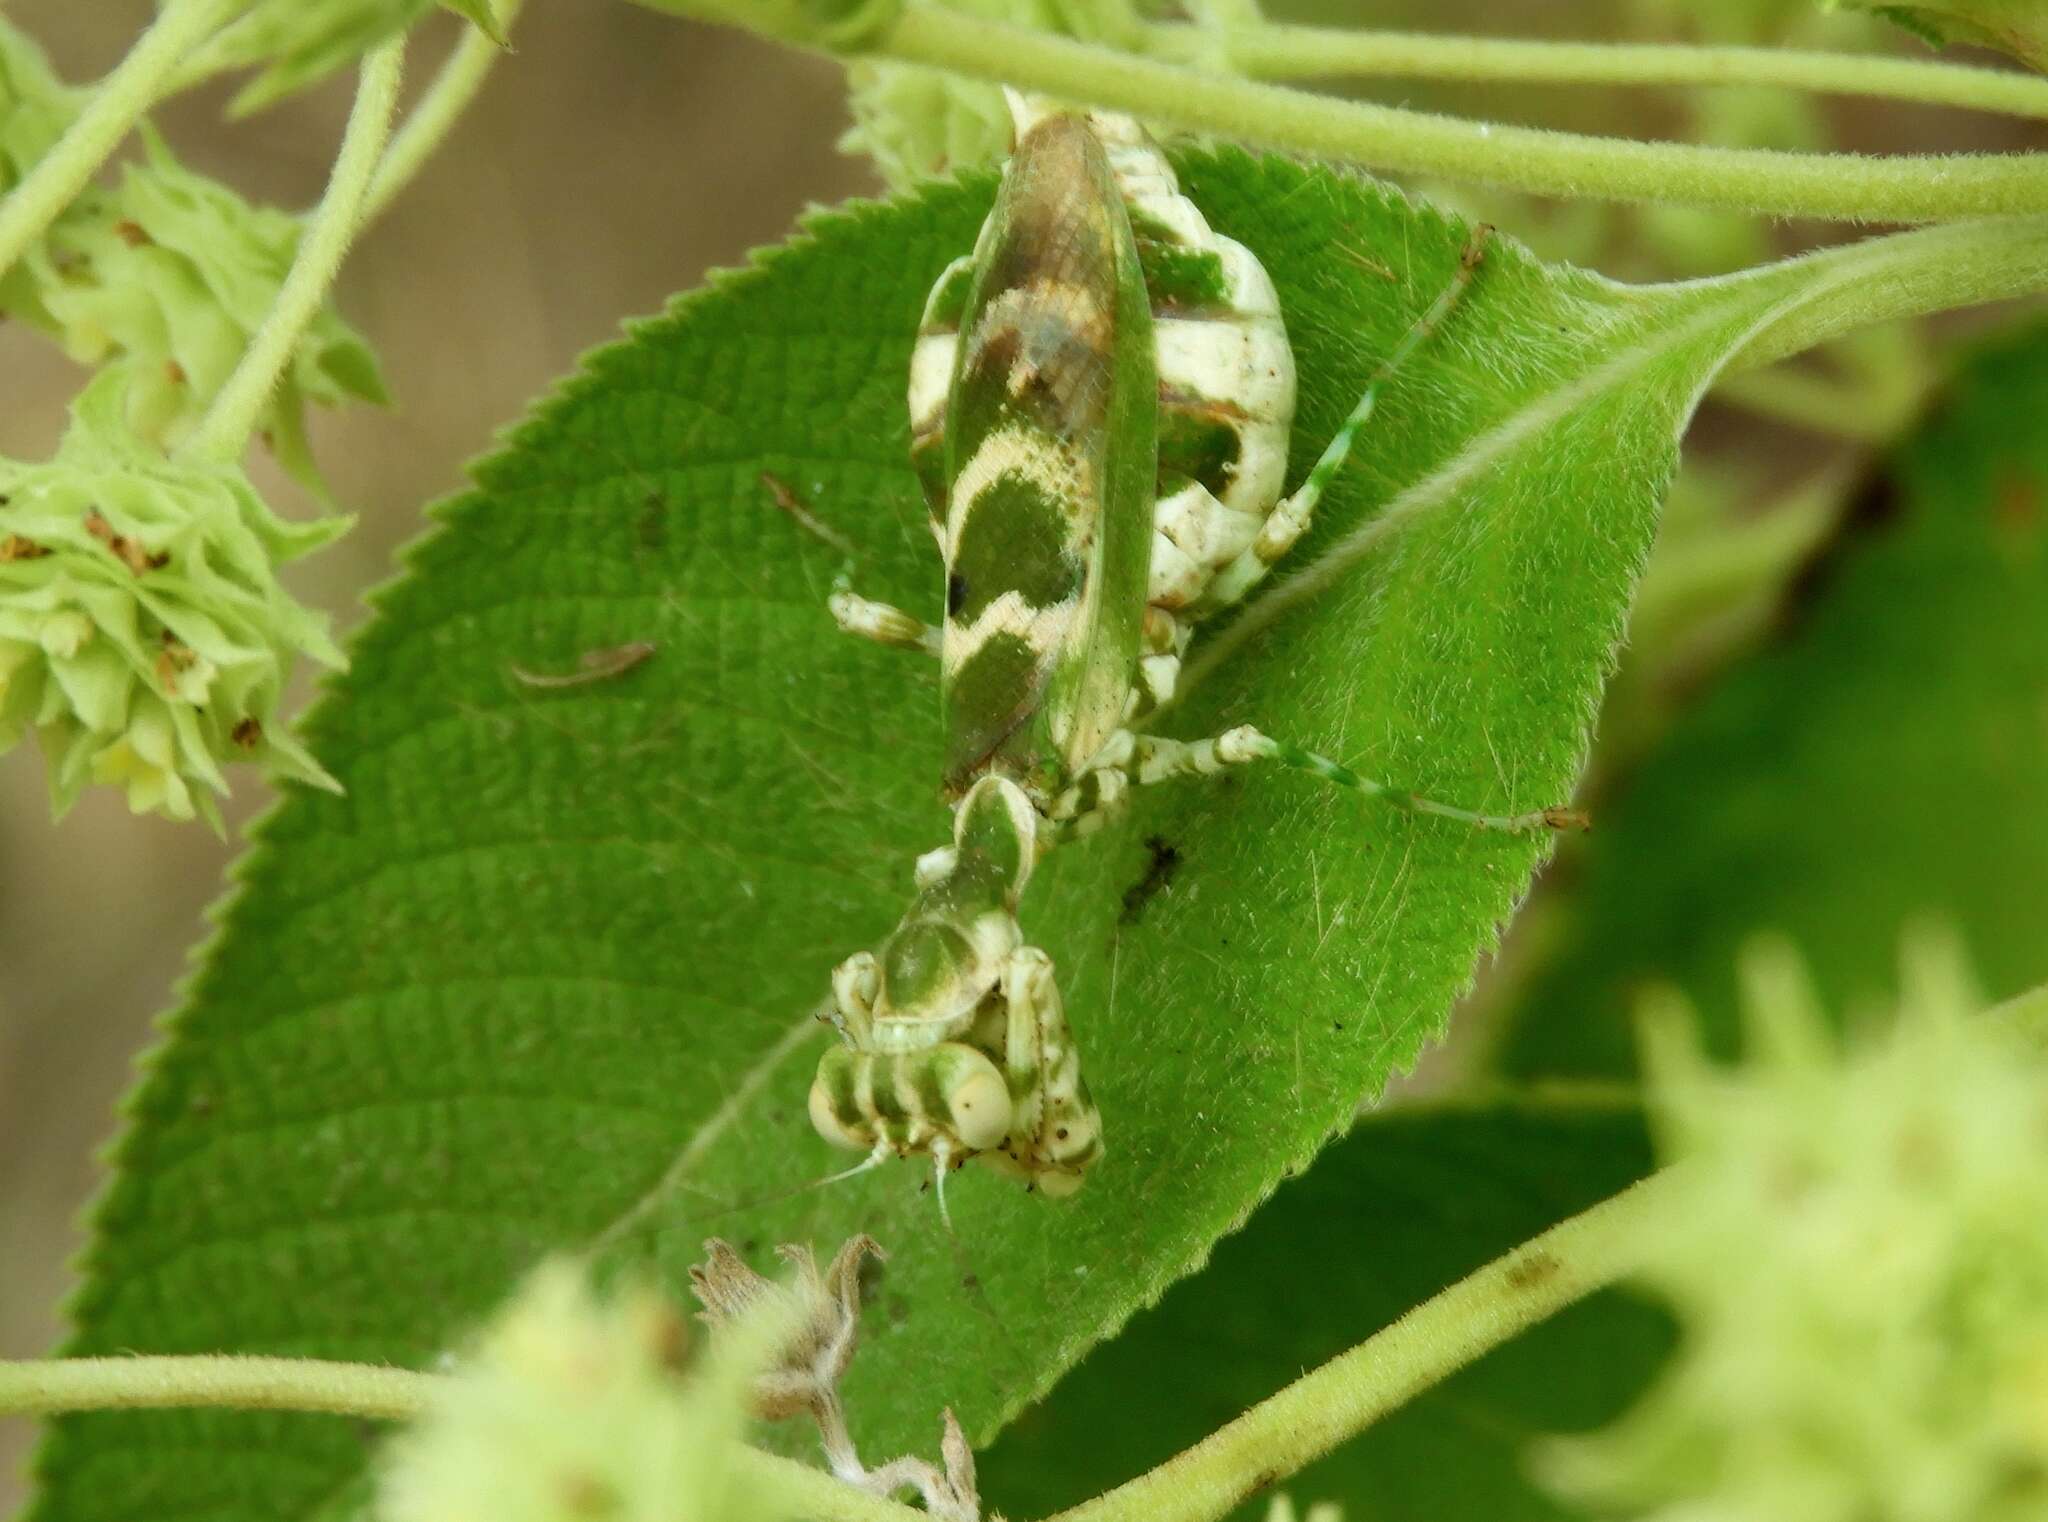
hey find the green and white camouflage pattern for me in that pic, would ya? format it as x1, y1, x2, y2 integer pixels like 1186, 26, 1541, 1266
812, 96, 1575, 1206
809, 774, 1100, 1197
907, 99, 1297, 724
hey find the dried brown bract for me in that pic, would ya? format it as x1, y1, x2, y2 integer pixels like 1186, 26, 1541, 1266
689, 1235, 980, 1522
689, 1234, 880, 1422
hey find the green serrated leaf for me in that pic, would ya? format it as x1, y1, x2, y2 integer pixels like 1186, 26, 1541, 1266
24, 157, 1978, 1522
979, 1096, 1669, 1522
1497, 320, 2048, 1083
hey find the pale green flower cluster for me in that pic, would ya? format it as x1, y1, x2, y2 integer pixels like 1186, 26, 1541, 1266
1540, 932, 2048, 1522
0, 19, 387, 483
377, 1262, 784, 1522
842, 0, 1150, 187
173, 0, 505, 116
0, 13, 78, 191
0, 371, 348, 826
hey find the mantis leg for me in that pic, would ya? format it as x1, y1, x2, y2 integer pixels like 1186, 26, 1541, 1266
828, 573, 940, 656
981, 946, 1101, 1195
1187, 227, 1494, 620
1052, 723, 1583, 834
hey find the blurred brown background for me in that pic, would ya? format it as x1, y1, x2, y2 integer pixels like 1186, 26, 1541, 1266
1, 1, 2039, 1511
0, 4, 869, 1504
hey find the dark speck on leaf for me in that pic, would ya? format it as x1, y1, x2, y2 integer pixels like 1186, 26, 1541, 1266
1119, 835, 1183, 924
637, 494, 667, 550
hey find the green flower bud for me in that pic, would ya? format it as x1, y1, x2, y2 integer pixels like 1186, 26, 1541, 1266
1538, 929, 2048, 1522
5, 127, 387, 482
376, 1261, 784, 1522
840, 0, 1147, 187
0, 21, 388, 485
170, 0, 507, 116
438, 0, 512, 47
0, 18, 81, 193
843, 56, 1017, 189
0, 368, 348, 828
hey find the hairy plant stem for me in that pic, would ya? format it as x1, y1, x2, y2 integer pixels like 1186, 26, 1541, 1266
180, 38, 404, 466
0, 1168, 1692, 1522
364, 1, 523, 224
1141, 22, 2048, 122
1722, 214, 2048, 371
651, 2, 2048, 222
0, 0, 249, 282
0, 1355, 435, 1421
735, 1449, 934, 1522
0, 1356, 926, 1522
1046, 1168, 1689, 1522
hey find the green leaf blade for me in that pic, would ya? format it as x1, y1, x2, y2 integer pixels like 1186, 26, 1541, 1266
28, 157, 1886, 1522
1498, 320, 2048, 1081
